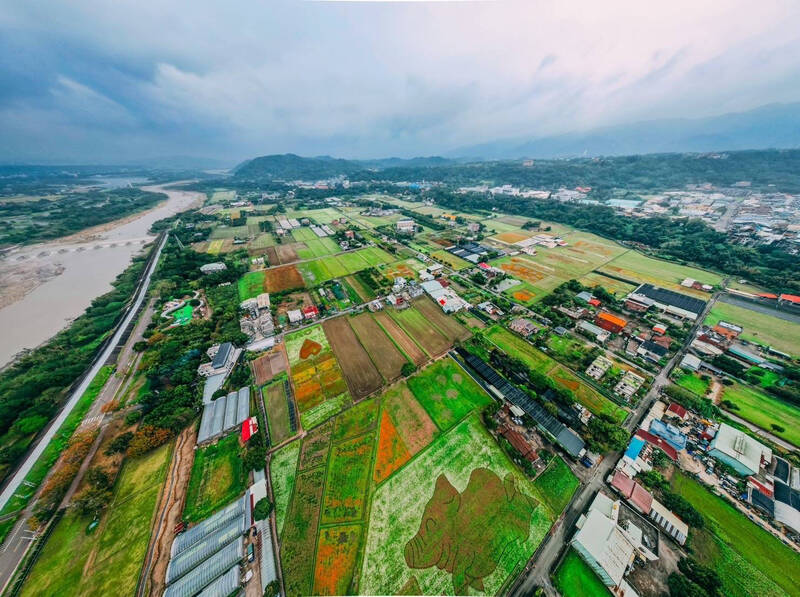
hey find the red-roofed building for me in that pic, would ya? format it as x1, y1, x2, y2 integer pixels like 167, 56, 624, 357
635, 429, 678, 461
758, 293, 778, 300
747, 476, 773, 498
500, 427, 537, 462
595, 311, 627, 334
302, 305, 319, 319
588, 298, 601, 307
651, 335, 673, 349
241, 416, 258, 443
630, 483, 654, 515
779, 294, 800, 304
666, 403, 688, 421
652, 324, 667, 335
610, 470, 636, 497
478, 262, 490, 270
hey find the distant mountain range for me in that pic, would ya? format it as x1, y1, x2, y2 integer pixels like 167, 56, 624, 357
448, 102, 800, 159
234, 153, 454, 179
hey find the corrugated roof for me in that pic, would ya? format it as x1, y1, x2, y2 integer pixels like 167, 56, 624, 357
196, 565, 240, 597
597, 311, 627, 327
634, 284, 707, 315
164, 537, 243, 597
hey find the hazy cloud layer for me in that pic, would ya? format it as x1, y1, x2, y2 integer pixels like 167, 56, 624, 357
1, 0, 799, 163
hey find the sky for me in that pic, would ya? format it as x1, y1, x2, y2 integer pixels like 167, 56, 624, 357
1, 0, 800, 164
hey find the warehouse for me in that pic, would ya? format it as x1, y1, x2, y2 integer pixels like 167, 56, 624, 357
708, 423, 772, 476
197, 387, 251, 445
626, 284, 707, 321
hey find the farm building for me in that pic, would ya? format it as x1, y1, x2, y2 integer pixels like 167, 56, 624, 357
637, 340, 667, 362
626, 284, 707, 321
509, 318, 540, 337
396, 219, 416, 234
198, 342, 240, 378
708, 423, 772, 476
287, 309, 303, 324
679, 353, 701, 371
595, 312, 627, 334
200, 262, 227, 274
571, 493, 656, 591
634, 429, 678, 462
420, 280, 470, 313
165, 493, 251, 597
197, 387, 251, 444
256, 293, 271, 310
577, 321, 610, 343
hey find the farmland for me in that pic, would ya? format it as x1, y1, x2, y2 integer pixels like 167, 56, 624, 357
271, 439, 300, 534
389, 306, 451, 357
381, 382, 438, 456
414, 296, 471, 342
362, 415, 555, 596
264, 380, 294, 445
553, 549, 610, 597
675, 372, 710, 396
323, 316, 383, 399
314, 524, 363, 595
263, 264, 306, 292
372, 310, 428, 365
284, 325, 350, 423
21, 443, 171, 596
671, 470, 800, 597
296, 246, 395, 285
349, 312, 409, 381
407, 359, 493, 431
599, 249, 722, 296
183, 433, 247, 522
484, 326, 628, 422
705, 300, 800, 357
720, 383, 800, 447
531, 456, 580, 515
252, 348, 289, 385
321, 432, 375, 524
238, 270, 267, 300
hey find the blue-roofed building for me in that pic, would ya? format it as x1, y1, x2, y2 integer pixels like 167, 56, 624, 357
624, 437, 646, 461
649, 419, 687, 451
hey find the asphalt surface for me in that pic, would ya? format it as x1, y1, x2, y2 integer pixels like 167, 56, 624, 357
511, 288, 722, 596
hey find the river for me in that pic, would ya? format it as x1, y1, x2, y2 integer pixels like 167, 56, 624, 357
0, 183, 203, 368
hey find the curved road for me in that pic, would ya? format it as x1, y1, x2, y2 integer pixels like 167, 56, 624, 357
0, 232, 168, 513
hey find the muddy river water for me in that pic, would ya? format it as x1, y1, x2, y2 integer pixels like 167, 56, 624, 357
0, 183, 203, 368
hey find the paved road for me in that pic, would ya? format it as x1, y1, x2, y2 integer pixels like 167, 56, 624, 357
0, 233, 168, 593
511, 289, 723, 596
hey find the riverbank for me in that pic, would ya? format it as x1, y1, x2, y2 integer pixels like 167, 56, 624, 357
0, 182, 202, 368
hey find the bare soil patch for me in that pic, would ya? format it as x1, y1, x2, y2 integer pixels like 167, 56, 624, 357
263, 265, 305, 292
372, 311, 427, 366
323, 316, 383, 399
349, 312, 408, 382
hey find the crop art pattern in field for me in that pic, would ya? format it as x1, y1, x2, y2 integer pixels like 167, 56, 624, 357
405, 468, 538, 594
314, 524, 363, 595
322, 433, 375, 524
374, 409, 411, 484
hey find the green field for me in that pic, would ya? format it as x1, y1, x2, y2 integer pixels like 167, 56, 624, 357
406, 359, 494, 431
705, 301, 800, 357
671, 470, 800, 597
599, 249, 722, 294
264, 382, 293, 444
171, 304, 193, 325
238, 270, 266, 300
553, 549, 610, 597
208, 224, 249, 239
299, 393, 349, 430
484, 326, 627, 422
578, 271, 637, 297
183, 433, 247, 522
721, 383, 800, 447
361, 414, 555, 596
271, 439, 300, 535
21, 443, 171, 596
296, 247, 394, 285
532, 456, 579, 515
675, 372, 710, 396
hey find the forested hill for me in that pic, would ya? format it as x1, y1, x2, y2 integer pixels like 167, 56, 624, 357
233, 153, 454, 180
232, 149, 800, 193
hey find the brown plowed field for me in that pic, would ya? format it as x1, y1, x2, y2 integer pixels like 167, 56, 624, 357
371, 310, 427, 366
414, 297, 471, 342
252, 347, 289, 385
323, 316, 383, 400
383, 383, 437, 455
276, 243, 300, 263
264, 265, 305, 292
349, 313, 408, 382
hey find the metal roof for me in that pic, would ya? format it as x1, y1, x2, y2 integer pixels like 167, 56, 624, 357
171, 494, 249, 558
164, 537, 243, 597
223, 391, 238, 430
166, 520, 244, 584
236, 387, 250, 426
211, 342, 233, 369
634, 284, 707, 315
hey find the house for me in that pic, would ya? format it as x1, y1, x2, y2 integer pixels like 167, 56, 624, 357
708, 423, 772, 476
302, 305, 319, 320
627, 284, 707, 321
509, 318, 540, 337
200, 262, 227, 274
637, 340, 668, 362
624, 295, 652, 313
634, 429, 678, 462
586, 356, 613, 380
287, 309, 303, 324
557, 305, 588, 320
680, 354, 701, 371
588, 298, 602, 307
197, 342, 239, 378
477, 301, 503, 316
614, 371, 645, 400
652, 324, 667, 335
576, 291, 594, 303
577, 321, 611, 343
553, 326, 568, 336
648, 419, 687, 451
610, 471, 654, 515
665, 403, 688, 421
499, 427, 537, 462
396, 219, 416, 234
256, 293, 271, 311
595, 312, 627, 334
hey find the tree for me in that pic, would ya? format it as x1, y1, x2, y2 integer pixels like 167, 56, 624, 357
86, 466, 113, 491
253, 497, 273, 521
73, 486, 112, 517
104, 431, 134, 456
127, 425, 172, 457
242, 444, 266, 471
668, 572, 708, 597
678, 558, 721, 596
264, 580, 280, 597
401, 362, 417, 377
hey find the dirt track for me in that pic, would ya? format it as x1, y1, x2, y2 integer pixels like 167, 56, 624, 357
139, 426, 196, 597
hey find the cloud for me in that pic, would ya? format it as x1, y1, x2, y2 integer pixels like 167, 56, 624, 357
1, 0, 800, 162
